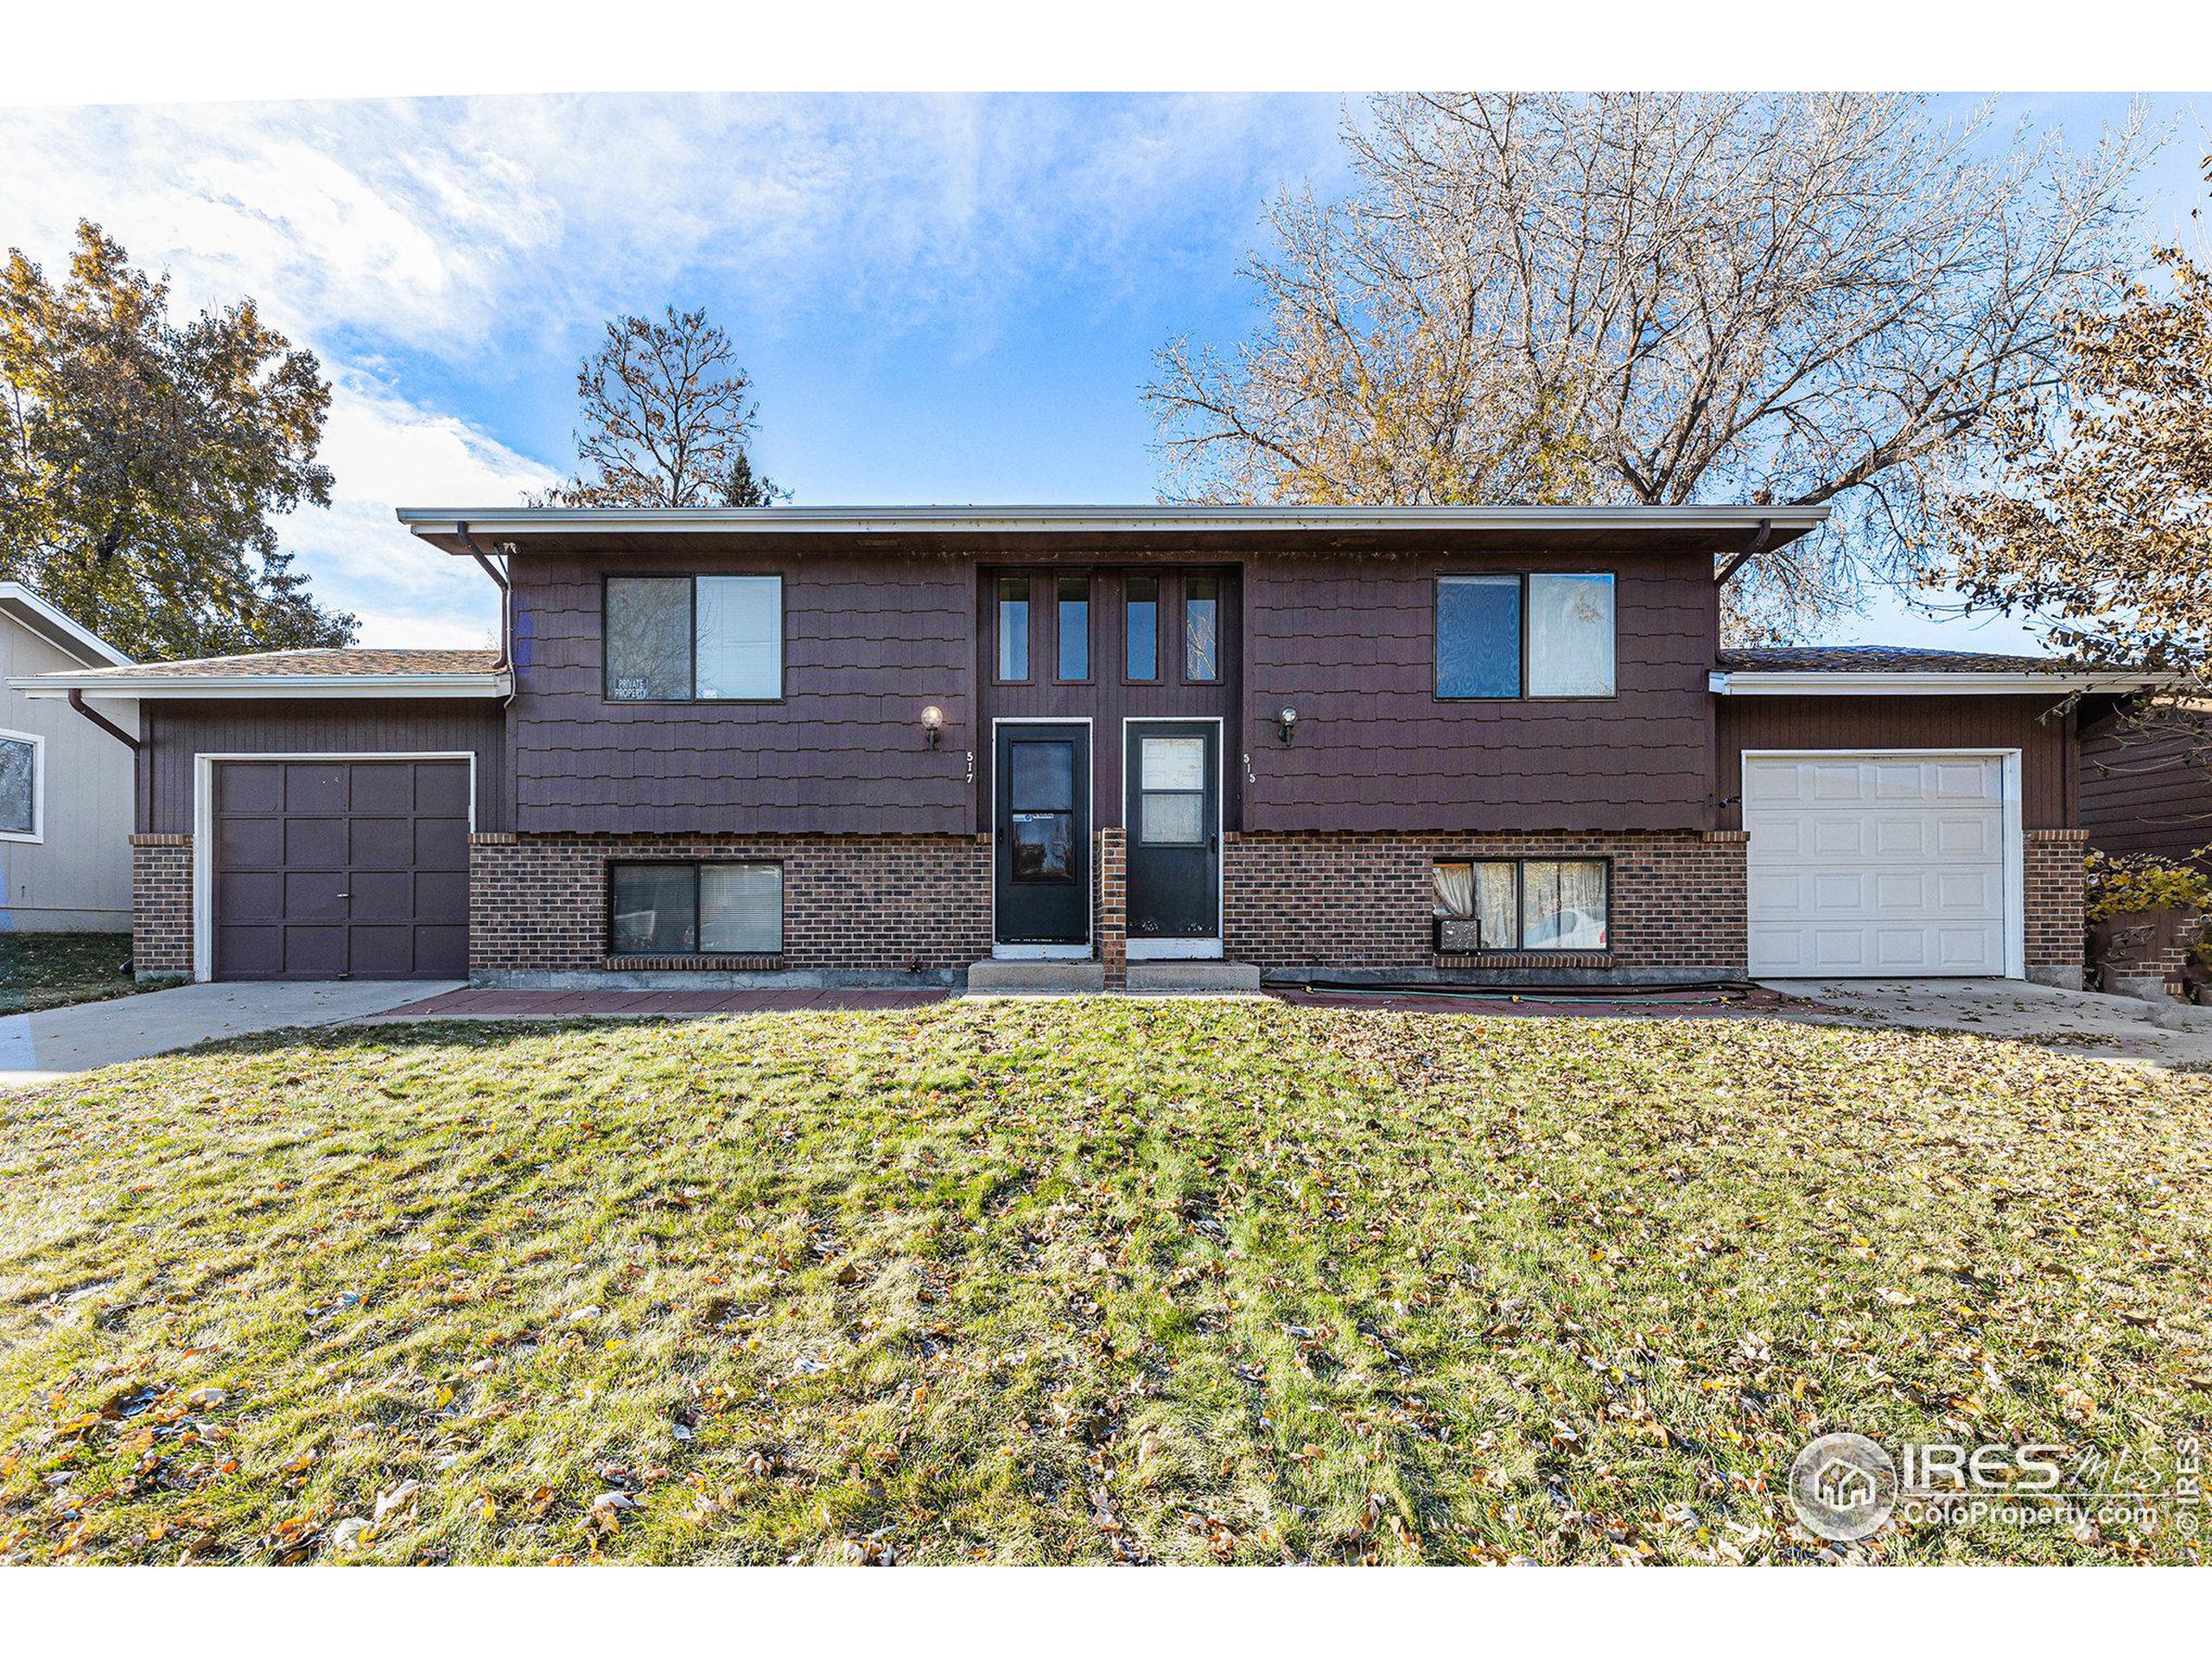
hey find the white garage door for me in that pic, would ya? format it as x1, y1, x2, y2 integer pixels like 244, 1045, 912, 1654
1745, 754, 2012, 978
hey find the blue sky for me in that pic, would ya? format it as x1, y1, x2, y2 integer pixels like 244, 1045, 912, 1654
0, 91, 2204, 651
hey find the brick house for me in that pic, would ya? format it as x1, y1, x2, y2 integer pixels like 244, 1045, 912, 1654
13, 505, 2141, 990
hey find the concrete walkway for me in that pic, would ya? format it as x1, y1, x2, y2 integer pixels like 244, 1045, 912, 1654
1762, 977, 2212, 1069
0, 980, 465, 1090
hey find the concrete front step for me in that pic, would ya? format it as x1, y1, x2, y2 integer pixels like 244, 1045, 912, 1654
963, 958, 1107, 995
1125, 960, 1263, 995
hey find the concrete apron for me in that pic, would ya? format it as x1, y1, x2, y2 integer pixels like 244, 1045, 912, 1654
0, 980, 465, 1090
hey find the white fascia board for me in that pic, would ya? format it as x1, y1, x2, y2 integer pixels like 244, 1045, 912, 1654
400, 503, 1832, 540
10, 673, 511, 700
0, 582, 134, 667
1710, 671, 2150, 696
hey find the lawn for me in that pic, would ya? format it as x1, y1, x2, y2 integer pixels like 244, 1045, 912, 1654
0, 931, 170, 1014
2, 1001, 2208, 1567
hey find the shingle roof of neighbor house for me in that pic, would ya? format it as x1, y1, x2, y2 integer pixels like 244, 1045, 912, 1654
1717, 645, 2068, 674
9, 647, 511, 700
51, 647, 504, 680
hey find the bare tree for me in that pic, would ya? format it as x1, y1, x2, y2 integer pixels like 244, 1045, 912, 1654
538, 307, 783, 508
1150, 93, 2147, 639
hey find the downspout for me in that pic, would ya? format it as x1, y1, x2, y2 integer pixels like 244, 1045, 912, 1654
1712, 517, 1774, 589
67, 688, 141, 751
454, 520, 517, 709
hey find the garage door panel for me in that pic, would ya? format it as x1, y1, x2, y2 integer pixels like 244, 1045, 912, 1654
284, 765, 350, 815
283, 870, 349, 920
217, 816, 283, 868
348, 869, 414, 918
280, 925, 347, 976
414, 925, 468, 976
347, 925, 416, 976
415, 764, 471, 815
415, 817, 468, 867
221, 763, 284, 815
1745, 754, 2009, 979
212, 758, 471, 982
284, 817, 347, 868
348, 764, 416, 815
215, 925, 283, 978
349, 818, 414, 868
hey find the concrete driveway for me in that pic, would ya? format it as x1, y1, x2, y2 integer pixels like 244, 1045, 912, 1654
1763, 977, 2212, 1069
0, 980, 464, 1090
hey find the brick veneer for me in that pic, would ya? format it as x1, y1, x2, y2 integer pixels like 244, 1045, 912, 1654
1221, 830, 1751, 980
130, 834, 194, 979
468, 832, 992, 978
2025, 829, 2088, 988
1097, 828, 1128, 990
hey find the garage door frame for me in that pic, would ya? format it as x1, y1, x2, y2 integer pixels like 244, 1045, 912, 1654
191, 751, 478, 983
1742, 747, 2024, 980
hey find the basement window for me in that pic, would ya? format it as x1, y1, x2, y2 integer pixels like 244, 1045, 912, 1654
1433, 858, 1608, 951
608, 861, 783, 956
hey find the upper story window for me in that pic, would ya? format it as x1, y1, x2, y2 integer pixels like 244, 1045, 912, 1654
1434, 572, 1615, 699
606, 575, 782, 702
0, 728, 41, 842
997, 577, 1031, 682
1057, 576, 1090, 681
1184, 575, 1220, 683
1125, 576, 1159, 681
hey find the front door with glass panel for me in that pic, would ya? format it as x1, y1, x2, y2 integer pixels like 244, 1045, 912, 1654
994, 724, 1090, 948
1124, 721, 1221, 957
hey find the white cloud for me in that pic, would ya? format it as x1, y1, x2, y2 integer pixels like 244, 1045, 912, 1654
281, 375, 556, 648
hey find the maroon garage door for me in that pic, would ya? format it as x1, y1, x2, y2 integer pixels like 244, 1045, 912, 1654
213, 760, 470, 980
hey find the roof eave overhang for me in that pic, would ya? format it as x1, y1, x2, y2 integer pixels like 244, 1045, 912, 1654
10, 673, 512, 701
399, 503, 1831, 549
1709, 671, 2152, 696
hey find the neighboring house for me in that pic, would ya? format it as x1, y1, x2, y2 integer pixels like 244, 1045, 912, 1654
14, 505, 2144, 988
2077, 698, 2212, 865
0, 582, 136, 933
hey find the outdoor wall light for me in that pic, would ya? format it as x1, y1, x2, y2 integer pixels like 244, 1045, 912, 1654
1277, 706, 1299, 744
922, 705, 944, 748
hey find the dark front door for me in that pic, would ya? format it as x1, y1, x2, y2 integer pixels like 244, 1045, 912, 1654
213, 759, 471, 980
1125, 721, 1220, 947
994, 724, 1090, 947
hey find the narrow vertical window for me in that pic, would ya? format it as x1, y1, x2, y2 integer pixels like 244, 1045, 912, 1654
695, 575, 782, 699
1125, 575, 1159, 680
1184, 575, 1219, 683
997, 576, 1031, 682
605, 576, 694, 700
1057, 575, 1090, 681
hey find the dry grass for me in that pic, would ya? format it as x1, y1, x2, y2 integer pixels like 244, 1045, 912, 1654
2, 1000, 2209, 1565
0, 932, 171, 1014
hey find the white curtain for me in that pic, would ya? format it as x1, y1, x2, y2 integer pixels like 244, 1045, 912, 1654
696, 576, 782, 699
1432, 861, 1473, 917
1523, 860, 1607, 949
1528, 575, 1615, 697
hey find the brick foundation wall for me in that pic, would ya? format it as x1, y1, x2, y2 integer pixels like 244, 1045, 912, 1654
468, 833, 992, 976
1221, 830, 1749, 978
130, 834, 194, 978
2026, 829, 2088, 988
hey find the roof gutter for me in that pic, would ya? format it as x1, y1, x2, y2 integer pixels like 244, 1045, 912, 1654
1710, 670, 2154, 696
